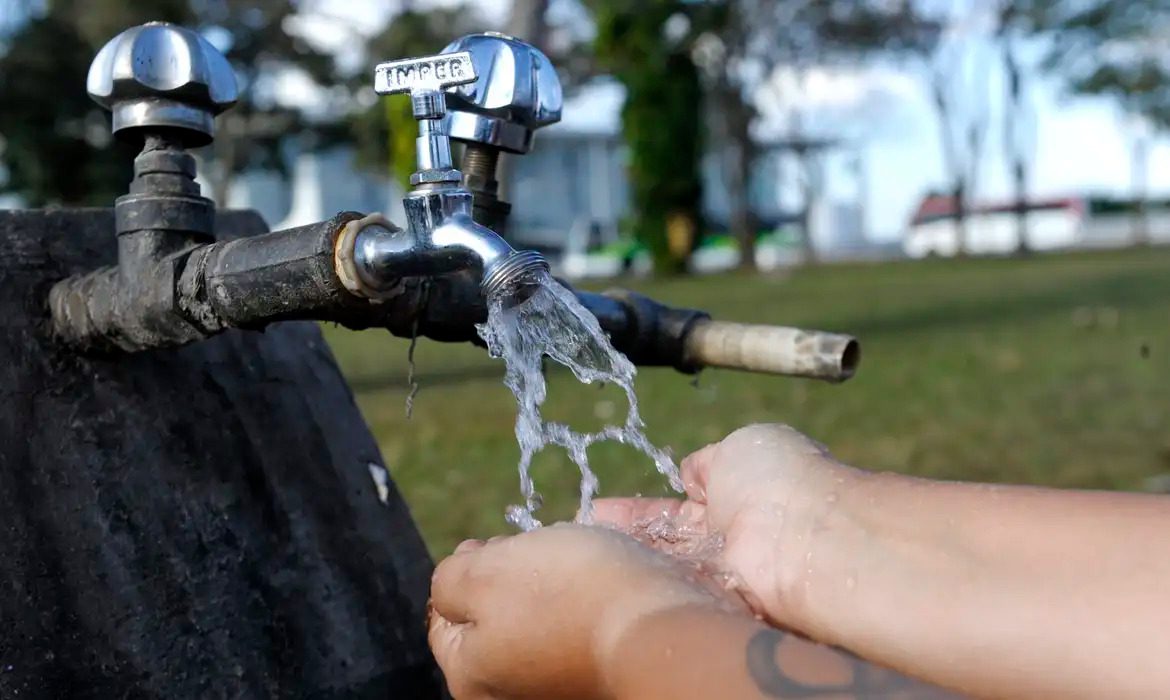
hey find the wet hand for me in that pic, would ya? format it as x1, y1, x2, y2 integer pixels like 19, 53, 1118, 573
593, 424, 857, 629
428, 523, 729, 700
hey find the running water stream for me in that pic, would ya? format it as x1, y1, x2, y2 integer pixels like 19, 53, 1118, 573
477, 271, 684, 530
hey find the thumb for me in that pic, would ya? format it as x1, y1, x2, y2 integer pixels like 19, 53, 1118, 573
427, 607, 467, 661
428, 608, 480, 699
680, 443, 719, 503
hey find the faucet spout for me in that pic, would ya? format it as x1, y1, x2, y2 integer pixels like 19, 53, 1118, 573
434, 215, 549, 299
346, 207, 548, 300
430, 213, 517, 279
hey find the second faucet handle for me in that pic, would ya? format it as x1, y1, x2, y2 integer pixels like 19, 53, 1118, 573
440, 33, 563, 155
374, 51, 478, 185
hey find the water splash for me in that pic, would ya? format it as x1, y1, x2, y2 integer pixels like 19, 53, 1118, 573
477, 271, 682, 530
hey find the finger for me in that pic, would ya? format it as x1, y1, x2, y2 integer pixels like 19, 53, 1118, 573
592, 497, 685, 529
454, 538, 485, 554
428, 610, 482, 700
676, 499, 708, 525
680, 443, 719, 502
430, 550, 483, 624
427, 608, 466, 664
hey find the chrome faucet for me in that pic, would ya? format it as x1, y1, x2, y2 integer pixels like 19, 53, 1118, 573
47, 22, 859, 382
341, 51, 548, 302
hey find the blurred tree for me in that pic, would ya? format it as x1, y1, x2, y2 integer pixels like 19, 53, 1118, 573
1038, 0, 1169, 244
494, 0, 550, 201
928, 16, 993, 258
690, 1, 757, 269
587, 1, 703, 274
0, 0, 340, 207
0, 2, 188, 205
695, 0, 939, 266
1042, 0, 1169, 125
187, 0, 338, 206
994, 1, 1043, 255
506, 0, 550, 49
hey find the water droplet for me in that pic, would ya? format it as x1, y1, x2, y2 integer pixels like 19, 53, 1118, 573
846, 576, 856, 590
825, 492, 838, 504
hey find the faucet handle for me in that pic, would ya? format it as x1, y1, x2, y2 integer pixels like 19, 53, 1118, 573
440, 33, 563, 154
87, 22, 238, 147
373, 51, 478, 183
374, 51, 478, 98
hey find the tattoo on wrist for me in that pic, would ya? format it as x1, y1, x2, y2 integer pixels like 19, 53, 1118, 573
745, 628, 957, 699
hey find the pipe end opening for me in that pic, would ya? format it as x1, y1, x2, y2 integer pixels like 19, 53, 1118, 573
838, 339, 861, 381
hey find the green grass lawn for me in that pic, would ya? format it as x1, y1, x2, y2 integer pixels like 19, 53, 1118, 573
323, 247, 1170, 556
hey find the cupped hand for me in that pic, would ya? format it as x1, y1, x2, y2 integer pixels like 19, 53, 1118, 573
592, 423, 858, 629
428, 523, 733, 700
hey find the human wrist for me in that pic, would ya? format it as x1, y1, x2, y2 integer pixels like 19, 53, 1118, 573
785, 467, 962, 652
765, 462, 888, 639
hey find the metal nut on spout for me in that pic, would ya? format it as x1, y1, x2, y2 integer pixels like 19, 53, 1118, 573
334, 213, 405, 300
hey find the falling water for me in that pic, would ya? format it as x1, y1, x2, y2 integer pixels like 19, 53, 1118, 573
477, 271, 683, 530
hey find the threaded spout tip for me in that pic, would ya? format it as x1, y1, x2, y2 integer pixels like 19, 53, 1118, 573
481, 250, 549, 301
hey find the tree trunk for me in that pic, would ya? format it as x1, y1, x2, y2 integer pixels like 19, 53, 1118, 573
722, 88, 756, 271
1012, 161, 1030, 255
505, 0, 549, 46
1003, 38, 1031, 255
212, 112, 241, 207
799, 152, 818, 265
953, 181, 968, 257
929, 66, 982, 259
1132, 134, 1150, 245
495, 0, 550, 204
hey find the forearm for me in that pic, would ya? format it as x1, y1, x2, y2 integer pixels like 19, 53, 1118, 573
607, 605, 951, 699
796, 471, 1170, 698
